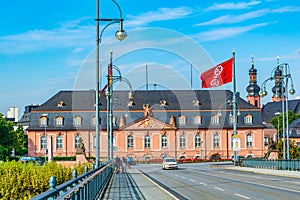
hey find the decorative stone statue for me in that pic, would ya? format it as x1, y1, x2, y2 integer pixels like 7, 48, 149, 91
143, 104, 152, 117
76, 138, 85, 154
170, 115, 175, 126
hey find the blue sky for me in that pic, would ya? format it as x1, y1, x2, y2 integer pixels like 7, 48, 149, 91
0, 0, 300, 117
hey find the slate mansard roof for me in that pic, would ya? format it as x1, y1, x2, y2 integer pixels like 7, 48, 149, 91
28, 90, 264, 131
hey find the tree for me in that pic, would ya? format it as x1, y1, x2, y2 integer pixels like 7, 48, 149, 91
270, 111, 300, 159
0, 113, 28, 160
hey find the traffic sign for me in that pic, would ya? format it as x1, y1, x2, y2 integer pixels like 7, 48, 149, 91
233, 138, 240, 151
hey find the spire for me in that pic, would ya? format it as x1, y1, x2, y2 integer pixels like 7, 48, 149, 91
246, 55, 261, 107
271, 56, 284, 101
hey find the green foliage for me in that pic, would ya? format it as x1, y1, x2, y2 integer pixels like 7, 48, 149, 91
53, 156, 76, 161
0, 161, 91, 199
0, 114, 28, 160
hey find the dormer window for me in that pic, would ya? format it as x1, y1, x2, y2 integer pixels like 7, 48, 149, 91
128, 99, 134, 107
55, 116, 64, 126
160, 100, 168, 107
178, 115, 186, 125
57, 101, 65, 107
40, 115, 48, 127
73, 116, 82, 127
245, 114, 253, 124
194, 115, 202, 125
212, 114, 220, 125
193, 100, 201, 106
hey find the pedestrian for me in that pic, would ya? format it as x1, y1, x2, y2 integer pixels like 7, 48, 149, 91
114, 155, 121, 174
122, 157, 127, 173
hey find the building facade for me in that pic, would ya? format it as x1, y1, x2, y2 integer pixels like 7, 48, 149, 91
26, 89, 271, 161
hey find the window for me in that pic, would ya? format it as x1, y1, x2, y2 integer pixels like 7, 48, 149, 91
264, 137, 268, 147
194, 115, 202, 125
127, 135, 134, 148
93, 135, 96, 148
40, 116, 48, 127
161, 134, 167, 148
212, 114, 220, 125
246, 133, 253, 147
213, 133, 219, 147
195, 134, 201, 147
245, 114, 253, 124
180, 134, 186, 148
56, 135, 63, 149
229, 115, 238, 124
74, 116, 82, 127
144, 135, 151, 148
75, 135, 81, 148
41, 136, 46, 149
55, 116, 64, 126
178, 115, 186, 125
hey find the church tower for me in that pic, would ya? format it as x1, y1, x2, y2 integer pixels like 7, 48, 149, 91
246, 56, 261, 107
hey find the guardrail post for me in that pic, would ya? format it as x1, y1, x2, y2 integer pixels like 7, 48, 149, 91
85, 166, 89, 173
49, 176, 57, 190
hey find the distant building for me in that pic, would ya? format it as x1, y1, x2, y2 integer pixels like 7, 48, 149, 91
6, 107, 18, 122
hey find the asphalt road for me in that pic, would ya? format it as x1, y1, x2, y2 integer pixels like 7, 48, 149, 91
135, 162, 300, 200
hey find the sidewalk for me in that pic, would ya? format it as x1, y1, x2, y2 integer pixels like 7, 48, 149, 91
101, 166, 176, 200
221, 165, 300, 178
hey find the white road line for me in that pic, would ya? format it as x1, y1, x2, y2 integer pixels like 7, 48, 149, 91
214, 187, 224, 191
234, 193, 250, 199
190, 179, 196, 182
181, 176, 186, 179
199, 182, 207, 185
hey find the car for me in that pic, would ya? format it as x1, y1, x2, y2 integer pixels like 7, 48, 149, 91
231, 155, 245, 163
162, 158, 178, 170
20, 157, 44, 165
210, 155, 221, 161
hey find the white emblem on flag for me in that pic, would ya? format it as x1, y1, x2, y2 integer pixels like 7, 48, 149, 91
210, 65, 223, 87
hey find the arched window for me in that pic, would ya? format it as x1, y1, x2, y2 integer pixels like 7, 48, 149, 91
127, 135, 134, 148
56, 116, 64, 126
194, 115, 202, 125
195, 134, 201, 147
213, 133, 219, 147
144, 135, 151, 148
264, 136, 268, 147
73, 116, 82, 127
75, 135, 81, 148
41, 136, 46, 149
246, 133, 253, 147
56, 135, 63, 149
180, 134, 186, 148
212, 114, 220, 125
245, 114, 253, 124
178, 115, 186, 125
161, 134, 167, 148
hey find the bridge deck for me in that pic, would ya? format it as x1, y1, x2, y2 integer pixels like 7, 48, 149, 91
101, 166, 175, 200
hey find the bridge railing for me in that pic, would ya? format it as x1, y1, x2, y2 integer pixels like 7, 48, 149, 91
242, 159, 300, 171
31, 160, 114, 200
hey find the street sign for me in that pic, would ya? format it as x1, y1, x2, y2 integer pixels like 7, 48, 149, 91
233, 138, 241, 151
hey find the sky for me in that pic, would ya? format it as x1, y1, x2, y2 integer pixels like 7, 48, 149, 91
0, 0, 300, 118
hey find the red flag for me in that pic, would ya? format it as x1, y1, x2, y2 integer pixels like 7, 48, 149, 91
200, 57, 233, 88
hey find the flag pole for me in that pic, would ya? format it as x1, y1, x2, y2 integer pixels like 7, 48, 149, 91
232, 49, 238, 166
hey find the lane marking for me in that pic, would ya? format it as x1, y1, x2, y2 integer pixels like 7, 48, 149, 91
234, 193, 250, 199
214, 187, 224, 191
133, 168, 180, 200
199, 182, 207, 186
190, 179, 196, 183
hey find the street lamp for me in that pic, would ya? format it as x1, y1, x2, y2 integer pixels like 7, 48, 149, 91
95, 0, 127, 167
260, 57, 295, 159
105, 51, 133, 160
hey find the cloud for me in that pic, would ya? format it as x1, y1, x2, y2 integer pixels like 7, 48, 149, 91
205, 0, 261, 11
0, 18, 94, 55
126, 7, 192, 27
196, 9, 268, 26
194, 23, 268, 42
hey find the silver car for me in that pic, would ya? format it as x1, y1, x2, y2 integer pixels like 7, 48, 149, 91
162, 158, 178, 170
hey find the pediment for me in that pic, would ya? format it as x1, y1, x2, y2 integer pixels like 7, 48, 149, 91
120, 117, 176, 131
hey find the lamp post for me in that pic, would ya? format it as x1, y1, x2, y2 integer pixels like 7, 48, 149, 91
105, 51, 133, 160
42, 113, 48, 162
95, 0, 127, 167
260, 58, 295, 159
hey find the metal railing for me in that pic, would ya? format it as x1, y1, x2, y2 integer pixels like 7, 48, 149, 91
31, 160, 114, 200
242, 159, 300, 171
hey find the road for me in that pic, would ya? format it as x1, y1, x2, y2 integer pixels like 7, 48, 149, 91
135, 162, 300, 200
